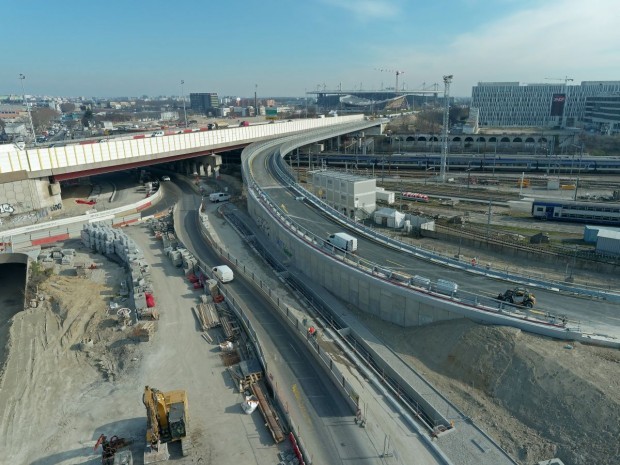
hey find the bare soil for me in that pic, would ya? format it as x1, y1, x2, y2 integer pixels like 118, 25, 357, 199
348, 310, 620, 465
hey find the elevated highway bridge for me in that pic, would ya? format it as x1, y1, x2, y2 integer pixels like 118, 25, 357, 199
0, 115, 381, 225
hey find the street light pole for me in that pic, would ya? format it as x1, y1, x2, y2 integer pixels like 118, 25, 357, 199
19, 74, 37, 145
181, 80, 188, 128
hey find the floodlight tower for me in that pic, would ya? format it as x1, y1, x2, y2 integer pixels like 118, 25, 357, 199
439, 74, 453, 183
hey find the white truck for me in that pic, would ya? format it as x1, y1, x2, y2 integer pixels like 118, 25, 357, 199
326, 232, 358, 253
209, 192, 231, 203
212, 265, 234, 283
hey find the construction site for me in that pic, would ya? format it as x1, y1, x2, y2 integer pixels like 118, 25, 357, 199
0, 168, 618, 465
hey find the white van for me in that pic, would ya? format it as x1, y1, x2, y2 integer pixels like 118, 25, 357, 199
209, 192, 231, 203
212, 265, 234, 283
151, 130, 165, 137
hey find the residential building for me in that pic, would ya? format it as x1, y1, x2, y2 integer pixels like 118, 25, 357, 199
472, 81, 620, 127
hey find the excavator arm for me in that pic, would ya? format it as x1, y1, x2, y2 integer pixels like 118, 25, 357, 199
143, 385, 165, 448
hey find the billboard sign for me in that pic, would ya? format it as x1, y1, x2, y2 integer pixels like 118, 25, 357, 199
550, 93, 566, 117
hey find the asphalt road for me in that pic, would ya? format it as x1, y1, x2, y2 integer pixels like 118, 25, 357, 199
169, 180, 385, 465
255, 147, 620, 338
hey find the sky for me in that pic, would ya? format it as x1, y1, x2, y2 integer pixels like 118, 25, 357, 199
2, 0, 620, 98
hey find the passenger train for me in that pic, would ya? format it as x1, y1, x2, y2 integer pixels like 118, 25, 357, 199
531, 199, 620, 226
305, 153, 620, 174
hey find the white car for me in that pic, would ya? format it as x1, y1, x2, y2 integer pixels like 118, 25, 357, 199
161, 176, 171, 182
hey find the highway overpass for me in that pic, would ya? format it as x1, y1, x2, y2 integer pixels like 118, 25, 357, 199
0, 115, 382, 227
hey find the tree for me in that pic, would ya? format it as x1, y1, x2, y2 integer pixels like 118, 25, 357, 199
30, 107, 60, 132
81, 109, 94, 128
60, 102, 76, 114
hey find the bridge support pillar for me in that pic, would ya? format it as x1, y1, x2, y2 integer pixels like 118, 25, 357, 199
205, 154, 222, 178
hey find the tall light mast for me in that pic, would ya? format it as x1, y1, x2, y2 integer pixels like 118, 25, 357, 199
439, 74, 453, 183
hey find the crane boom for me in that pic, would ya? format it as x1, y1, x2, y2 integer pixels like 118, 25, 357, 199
544, 76, 574, 85
375, 68, 406, 92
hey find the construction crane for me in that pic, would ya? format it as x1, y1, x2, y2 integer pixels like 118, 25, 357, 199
440, 75, 453, 183
544, 76, 574, 85
375, 68, 405, 93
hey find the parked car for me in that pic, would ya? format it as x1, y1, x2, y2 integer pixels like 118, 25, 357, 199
161, 176, 171, 182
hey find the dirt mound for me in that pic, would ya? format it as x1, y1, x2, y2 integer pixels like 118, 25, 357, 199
363, 317, 620, 465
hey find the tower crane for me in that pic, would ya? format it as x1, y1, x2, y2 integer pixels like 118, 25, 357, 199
544, 76, 574, 85
375, 68, 405, 93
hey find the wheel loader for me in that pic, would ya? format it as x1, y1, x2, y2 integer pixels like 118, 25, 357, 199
497, 287, 536, 308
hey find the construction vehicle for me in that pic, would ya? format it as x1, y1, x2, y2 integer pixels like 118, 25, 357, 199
497, 287, 536, 308
94, 434, 133, 465
143, 385, 190, 463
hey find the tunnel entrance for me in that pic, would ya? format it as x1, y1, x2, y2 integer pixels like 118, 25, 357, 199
0, 261, 27, 372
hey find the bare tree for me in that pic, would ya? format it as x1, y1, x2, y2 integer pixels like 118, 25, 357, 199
30, 107, 60, 132
60, 102, 76, 114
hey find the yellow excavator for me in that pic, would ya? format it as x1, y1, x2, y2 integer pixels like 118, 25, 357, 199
143, 385, 190, 463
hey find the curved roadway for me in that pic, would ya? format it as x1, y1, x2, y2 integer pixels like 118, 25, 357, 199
249, 144, 620, 339
168, 179, 391, 465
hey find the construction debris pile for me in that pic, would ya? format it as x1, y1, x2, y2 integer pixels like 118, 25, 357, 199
81, 222, 159, 342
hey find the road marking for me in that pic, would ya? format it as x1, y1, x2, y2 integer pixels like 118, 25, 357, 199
280, 204, 289, 214
386, 259, 405, 268
289, 344, 300, 357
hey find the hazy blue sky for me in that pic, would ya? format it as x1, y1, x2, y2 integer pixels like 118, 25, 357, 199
2, 0, 619, 98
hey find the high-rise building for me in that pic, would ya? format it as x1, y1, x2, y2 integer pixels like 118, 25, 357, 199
189, 93, 219, 115
471, 81, 620, 127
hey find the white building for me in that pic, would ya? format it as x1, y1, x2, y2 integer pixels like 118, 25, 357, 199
160, 111, 179, 121
4, 122, 28, 137
471, 81, 620, 127
311, 169, 376, 219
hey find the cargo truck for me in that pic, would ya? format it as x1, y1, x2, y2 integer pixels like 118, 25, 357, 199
326, 232, 358, 253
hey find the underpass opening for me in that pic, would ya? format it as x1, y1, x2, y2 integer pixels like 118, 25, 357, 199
0, 254, 29, 374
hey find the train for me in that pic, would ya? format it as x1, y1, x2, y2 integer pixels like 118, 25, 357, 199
531, 199, 620, 226
299, 153, 620, 174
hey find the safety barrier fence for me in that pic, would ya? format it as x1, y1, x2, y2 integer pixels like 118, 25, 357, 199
0, 189, 163, 251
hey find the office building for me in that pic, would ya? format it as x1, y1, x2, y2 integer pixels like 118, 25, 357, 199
583, 94, 620, 134
471, 81, 620, 127
189, 92, 219, 115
